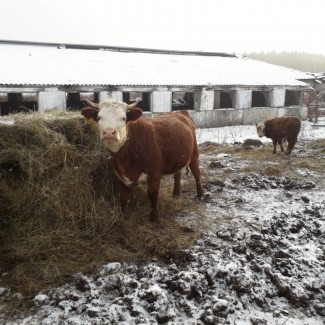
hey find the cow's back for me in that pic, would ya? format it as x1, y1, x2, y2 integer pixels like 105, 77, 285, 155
127, 111, 197, 175
265, 116, 301, 139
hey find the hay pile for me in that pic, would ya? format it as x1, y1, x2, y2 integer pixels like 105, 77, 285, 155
0, 112, 199, 299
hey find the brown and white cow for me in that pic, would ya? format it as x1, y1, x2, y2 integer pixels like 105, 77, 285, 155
81, 100, 204, 222
256, 116, 301, 154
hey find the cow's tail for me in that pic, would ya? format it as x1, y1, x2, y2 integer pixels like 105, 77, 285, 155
186, 167, 190, 178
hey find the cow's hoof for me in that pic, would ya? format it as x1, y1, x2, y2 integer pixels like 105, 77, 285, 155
149, 212, 159, 223
198, 192, 211, 203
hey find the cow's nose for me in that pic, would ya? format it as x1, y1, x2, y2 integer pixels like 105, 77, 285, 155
103, 129, 116, 140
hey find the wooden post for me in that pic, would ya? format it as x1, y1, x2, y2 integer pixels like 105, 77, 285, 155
315, 95, 319, 125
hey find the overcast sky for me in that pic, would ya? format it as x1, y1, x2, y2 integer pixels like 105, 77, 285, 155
1, 0, 324, 55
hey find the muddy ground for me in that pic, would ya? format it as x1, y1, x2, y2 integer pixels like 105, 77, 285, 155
1, 137, 325, 325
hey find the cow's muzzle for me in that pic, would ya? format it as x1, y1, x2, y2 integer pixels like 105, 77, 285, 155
102, 129, 117, 141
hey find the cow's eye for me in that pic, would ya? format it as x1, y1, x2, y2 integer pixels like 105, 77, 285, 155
122, 117, 126, 121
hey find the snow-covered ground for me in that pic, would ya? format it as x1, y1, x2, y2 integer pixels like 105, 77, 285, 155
196, 121, 325, 144
1, 122, 325, 325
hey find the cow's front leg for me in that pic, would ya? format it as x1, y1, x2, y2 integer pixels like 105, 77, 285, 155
147, 176, 161, 222
272, 139, 277, 154
278, 139, 284, 152
116, 178, 132, 215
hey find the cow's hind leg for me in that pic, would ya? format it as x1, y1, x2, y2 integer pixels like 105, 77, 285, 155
189, 154, 204, 198
172, 171, 181, 197
286, 136, 297, 154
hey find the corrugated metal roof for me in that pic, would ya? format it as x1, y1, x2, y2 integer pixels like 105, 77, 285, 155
0, 42, 312, 88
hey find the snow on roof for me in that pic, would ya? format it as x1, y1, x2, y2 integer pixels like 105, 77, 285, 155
0, 42, 312, 88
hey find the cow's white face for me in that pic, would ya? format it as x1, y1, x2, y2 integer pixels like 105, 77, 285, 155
256, 122, 265, 137
97, 101, 129, 152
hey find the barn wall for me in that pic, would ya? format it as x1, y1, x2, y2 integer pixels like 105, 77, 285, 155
234, 89, 252, 109
278, 106, 308, 120
0, 86, 308, 127
191, 109, 244, 128
191, 106, 307, 128
269, 88, 285, 107
151, 91, 172, 113
195, 90, 214, 111
99, 91, 123, 102
38, 90, 66, 112
142, 105, 307, 128
243, 107, 279, 124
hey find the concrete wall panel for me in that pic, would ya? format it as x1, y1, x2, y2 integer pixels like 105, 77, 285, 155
151, 91, 172, 113
196, 90, 214, 111
38, 91, 66, 112
269, 88, 285, 107
234, 89, 252, 109
98, 91, 123, 102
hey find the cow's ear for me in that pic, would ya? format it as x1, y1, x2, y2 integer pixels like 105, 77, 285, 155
81, 107, 99, 121
126, 108, 143, 122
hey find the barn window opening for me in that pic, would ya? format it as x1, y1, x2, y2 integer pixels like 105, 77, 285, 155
0, 93, 8, 116
80, 92, 95, 102
21, 93, 38, 112
0, 93, 38, 116
172, 91, 193, 110
123, 91, 150, 111
67, 92, 82, 110
184, 92, 195, 110
79, 92, 96, 109
93, 92, 99, 103
219, 91, 233, 108
285, 90, 301, 106
252, 91, 266, 107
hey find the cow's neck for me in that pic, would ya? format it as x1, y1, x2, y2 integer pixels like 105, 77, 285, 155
109, 138, 133, 179
108, 123, 139, 168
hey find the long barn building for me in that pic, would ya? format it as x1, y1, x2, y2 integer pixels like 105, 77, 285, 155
0, 40, 314, 128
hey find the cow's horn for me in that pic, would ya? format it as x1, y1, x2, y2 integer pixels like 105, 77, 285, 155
83, 99, 99, 109
127, 98, 140, 109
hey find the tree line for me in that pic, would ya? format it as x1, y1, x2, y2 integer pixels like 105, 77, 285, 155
245, 51, 325, 73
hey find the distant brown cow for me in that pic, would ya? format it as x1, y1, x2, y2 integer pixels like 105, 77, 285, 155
256, 116, 301, 154
81, 100, 204, 222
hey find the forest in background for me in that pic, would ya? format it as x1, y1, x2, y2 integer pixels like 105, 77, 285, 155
246, 51, 325, 73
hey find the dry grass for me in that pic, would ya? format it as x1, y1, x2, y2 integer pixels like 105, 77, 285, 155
0, 112, 201, 307
199, 138, 325, 183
